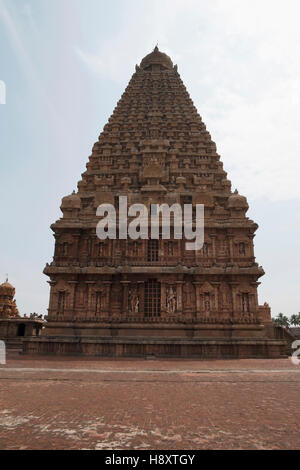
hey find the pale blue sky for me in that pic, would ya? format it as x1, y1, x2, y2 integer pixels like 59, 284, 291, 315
0, 0, 299, 317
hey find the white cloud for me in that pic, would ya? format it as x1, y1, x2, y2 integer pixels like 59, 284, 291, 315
0, 0, 58, 120
76, 0, 300, 201
202, 77, 300, 201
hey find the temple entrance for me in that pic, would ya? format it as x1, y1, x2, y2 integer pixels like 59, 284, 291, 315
17, 323, 26, 337
144, 280, 161, 317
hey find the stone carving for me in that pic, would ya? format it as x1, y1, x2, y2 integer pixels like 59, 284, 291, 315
129, 286, 139, 314
183, 282, 195, 307
166, 287, 176, 314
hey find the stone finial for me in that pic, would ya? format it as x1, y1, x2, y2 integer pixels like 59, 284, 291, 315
121, 176, 131, 190
0, 280, 19, 318
227, 189, 248, 210
60, 191, 81, 218
176, 176, 186, 190
140, 47, 173, 70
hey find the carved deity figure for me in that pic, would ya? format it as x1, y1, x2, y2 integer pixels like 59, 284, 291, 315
183, 282, 195, 307
129, 287, 139, 314
95, 291, 103, 314
242, 293, 250, 313
204, 293, 210, 312
166, 286, 176, 314
134, 296, 139, 313
219, 283, 232, 309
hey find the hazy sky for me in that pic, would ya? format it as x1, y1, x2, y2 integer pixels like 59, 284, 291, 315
0, 0, 299, 317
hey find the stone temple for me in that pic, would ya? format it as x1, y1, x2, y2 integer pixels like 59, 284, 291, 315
0, 280, 44, 349
23, 47, 285, 357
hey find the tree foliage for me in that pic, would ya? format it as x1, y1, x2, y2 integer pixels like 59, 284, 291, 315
272, 312, 300, 327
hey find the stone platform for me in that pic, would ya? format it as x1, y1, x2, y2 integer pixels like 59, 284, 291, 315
22, 320, 286, 358
22, 336, 286, 358
22, 319, 287, 358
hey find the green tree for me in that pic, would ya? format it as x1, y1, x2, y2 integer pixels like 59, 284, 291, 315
273, 313, 290, 328
290, 313, 300, 327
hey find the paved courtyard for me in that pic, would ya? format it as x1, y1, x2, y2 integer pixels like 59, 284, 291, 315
0, 352, 299, 450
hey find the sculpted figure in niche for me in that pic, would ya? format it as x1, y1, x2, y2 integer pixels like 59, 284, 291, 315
129, 286, 139, 314
134, 296, 139, 313
183, 282, 195, 307
193, 175, 200, 185
220, 283, 232, 309
95, 291, 103, 314
242, 293, 250, 313
166, 286, 176, 314
203, 293, 211, 313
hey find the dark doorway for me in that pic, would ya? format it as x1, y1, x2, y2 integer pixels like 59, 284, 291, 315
17, 323, 26, 337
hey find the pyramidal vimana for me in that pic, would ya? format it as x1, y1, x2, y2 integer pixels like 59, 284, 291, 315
23, 47, 285, 358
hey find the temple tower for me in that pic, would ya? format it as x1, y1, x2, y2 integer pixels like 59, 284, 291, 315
0, 280, 19, 318
23, 47, 285, 357
0, 280, 44, 347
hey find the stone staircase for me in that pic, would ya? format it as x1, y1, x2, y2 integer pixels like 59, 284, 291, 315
272, 326, 296, 356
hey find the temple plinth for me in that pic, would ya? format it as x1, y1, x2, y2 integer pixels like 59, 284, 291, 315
23, 48, 285, 357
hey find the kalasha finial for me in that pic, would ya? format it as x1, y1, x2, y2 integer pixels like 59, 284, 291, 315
5, 274, 8, 282
154, 44, 159, 52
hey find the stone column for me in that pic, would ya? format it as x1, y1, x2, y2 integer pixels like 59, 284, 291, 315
161, 281, 167, 316
47, 281, 57, 319
253, 283, 259, 312
176, 240, 181, 261
248, 235, 255, 258
67, 281, 78, 319
211, 282, 220, 312
210, 235, 217, 263
137, 281, 144, 316
248, 285, 258, 313
176, 281, 183, 314
230, 282, 239, 319
195, 240, 202, 264
228, 236, 234, 262
53, 235, 59, 258
103, 281, 112, 317
121, 281, 130, 315
73, 234, 80, 262
86, 281, 95, 319
193, 282, 202, 319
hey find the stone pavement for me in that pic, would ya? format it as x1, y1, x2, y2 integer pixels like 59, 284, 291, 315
0, 352, 299, 450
